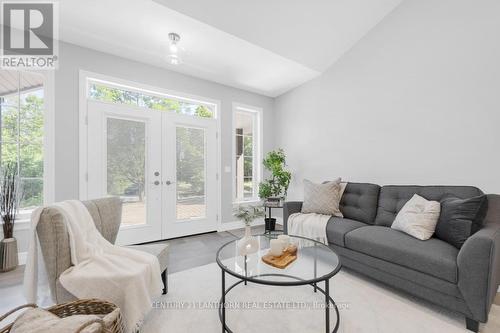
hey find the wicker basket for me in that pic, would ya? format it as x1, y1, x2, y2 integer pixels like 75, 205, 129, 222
0, 299, 123, 333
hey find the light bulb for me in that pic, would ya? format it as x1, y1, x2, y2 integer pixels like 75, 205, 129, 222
168, 54, 180, 65
167, 32, 182, 65
169, 44, 178, 54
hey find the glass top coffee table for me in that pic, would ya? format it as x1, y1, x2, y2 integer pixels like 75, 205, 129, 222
216, 235, 341, 333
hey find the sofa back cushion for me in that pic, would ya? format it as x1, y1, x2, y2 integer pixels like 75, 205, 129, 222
374, 185, 483, 227
340, 182, 381, 224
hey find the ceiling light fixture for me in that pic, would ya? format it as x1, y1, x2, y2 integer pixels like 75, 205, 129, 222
167, 32, 182, 65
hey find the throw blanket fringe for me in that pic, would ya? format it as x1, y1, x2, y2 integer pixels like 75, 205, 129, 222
288, 213, 331, 245
24, 200, 163, 333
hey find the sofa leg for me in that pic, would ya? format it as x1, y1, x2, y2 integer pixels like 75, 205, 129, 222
162, 268, 168, 295
466, 317, 479, 332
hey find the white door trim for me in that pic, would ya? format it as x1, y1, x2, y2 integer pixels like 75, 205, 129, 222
78, 70, 222, 237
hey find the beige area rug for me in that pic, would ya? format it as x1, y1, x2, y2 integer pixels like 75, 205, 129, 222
141, 263, 500, 333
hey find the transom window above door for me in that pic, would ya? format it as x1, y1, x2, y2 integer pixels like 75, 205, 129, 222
87, 80, 216, 119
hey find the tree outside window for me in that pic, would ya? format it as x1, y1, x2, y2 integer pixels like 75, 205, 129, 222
0, 71, 44, 210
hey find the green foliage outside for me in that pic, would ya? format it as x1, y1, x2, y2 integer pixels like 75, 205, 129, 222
241, 135, 254, 197
258, 149, 291, 200
89, 83, 214, 118
176, 127, 205, 198
106, 119, 146, 200
1, 93, 44, 208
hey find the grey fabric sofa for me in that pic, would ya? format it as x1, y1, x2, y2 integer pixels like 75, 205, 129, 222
283, 183, 500, 332
36, 197, 169, 304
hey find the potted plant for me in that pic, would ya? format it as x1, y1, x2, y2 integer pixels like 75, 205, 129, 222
0, 163, 21, 272
233, 205, 265, 256
258, 149, 291, 231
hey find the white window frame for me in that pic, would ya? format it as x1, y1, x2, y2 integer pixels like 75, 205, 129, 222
0, 70, 55, 228
232, 102, 263, 203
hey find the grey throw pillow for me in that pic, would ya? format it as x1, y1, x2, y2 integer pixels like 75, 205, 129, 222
435, 194, 488, 248
301, 178, 343, 216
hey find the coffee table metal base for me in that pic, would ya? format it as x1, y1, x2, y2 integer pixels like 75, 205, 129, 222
218, 270, 340, 333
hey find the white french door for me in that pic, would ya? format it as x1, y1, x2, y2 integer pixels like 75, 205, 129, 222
161, 113, 217, 239
86, 100, 218, 245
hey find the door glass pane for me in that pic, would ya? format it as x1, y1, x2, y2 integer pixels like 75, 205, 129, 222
106, 118, 146, 226
176, 126, 206, 220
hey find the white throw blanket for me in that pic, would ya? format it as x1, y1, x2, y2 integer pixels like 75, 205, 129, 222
287, 212, 331, 245
24, 200, 163, 333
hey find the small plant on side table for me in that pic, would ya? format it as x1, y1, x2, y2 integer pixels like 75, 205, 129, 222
258, 149, 291, 202
258, 149, 291, 231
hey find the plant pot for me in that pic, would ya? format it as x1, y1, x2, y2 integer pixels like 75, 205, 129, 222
0, 237, 18, 272
237, 226, 259, 256
265, 218, 276, 232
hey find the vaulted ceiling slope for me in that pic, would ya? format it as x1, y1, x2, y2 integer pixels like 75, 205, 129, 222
60, 0, 402, 97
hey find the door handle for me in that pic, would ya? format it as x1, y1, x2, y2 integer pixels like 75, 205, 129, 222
165, 180, 175, 185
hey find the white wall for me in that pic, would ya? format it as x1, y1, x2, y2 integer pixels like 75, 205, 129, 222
13, 41, 275, 254
275, 0, 500, 200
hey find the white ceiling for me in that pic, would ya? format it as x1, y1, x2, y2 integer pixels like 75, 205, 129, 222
59, 0, 402, 97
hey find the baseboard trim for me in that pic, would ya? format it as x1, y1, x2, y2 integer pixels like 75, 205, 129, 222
218, 220, 264, 232
218, 218, 283, 232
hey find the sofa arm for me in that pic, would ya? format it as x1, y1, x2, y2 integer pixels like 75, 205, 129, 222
283, 201, 303, 234
457, 194, 500, 323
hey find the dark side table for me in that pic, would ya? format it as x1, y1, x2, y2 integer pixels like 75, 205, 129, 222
263, 202, 283, 235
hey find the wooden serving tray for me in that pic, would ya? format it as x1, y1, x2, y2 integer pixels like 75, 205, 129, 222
262, 244, 298, 269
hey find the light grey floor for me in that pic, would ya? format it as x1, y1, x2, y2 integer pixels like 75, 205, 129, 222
0, 224, 279, 315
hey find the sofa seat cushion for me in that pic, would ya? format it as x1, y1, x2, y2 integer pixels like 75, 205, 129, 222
345, 226, 459, 283
127, 243, 169, 271
326, 217, 367, 247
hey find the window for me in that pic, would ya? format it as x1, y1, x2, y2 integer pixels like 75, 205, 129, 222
233, 105, 261, 202
88, 80, 216, 118
0, 71, 45, 210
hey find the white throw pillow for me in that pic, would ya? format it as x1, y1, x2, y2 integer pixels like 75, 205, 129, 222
322, 181, 348, 199
302, 178, 343, 216
391, 194, 441, 240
